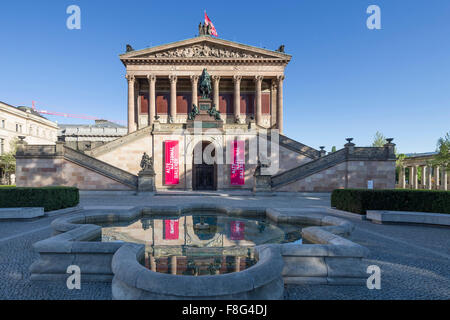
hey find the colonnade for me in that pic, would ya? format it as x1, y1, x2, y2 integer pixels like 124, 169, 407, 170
126, 74, 285, 133
397, 165, 448, 190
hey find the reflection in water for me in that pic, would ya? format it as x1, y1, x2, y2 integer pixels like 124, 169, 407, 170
101, 213, 304, 276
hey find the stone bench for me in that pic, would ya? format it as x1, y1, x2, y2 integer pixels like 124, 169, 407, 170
0, 207, 45, 220
367, 210, 450, 226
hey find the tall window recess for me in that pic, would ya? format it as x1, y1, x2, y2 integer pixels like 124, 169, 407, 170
0, 138, 4, 155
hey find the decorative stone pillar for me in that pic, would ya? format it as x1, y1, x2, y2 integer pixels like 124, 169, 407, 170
233, 75, 242, 123
147, 75, 156, 127
413, 165, 418, 189
150, 255, 156, 272
170, 256, 177, 275
319, 146, 326, 157
435, 166, 440, 189
276, 75, 284, 133
234, 256, 241, 273
190, 75, 199, 108
400, 166, 406, 189
427, 165, 432, 189
212, 75, 220, 109
169, 75, 177, 123
442, 167, 448, 191
126, 74, 136, 133
254, 75, 263, 126
408, 167, 413, 188
422, 166, 427, 189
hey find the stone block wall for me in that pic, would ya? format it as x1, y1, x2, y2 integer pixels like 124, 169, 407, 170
95, 134, 152, 175
276, 160, 395, 192
16, 157, 132, 190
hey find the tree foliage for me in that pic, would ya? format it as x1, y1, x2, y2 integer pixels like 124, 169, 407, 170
0, 139, 18, 185
431, 132, 450, 171
372, 131, 386, 147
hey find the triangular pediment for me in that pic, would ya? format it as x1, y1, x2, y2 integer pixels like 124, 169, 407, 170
120, 36, 291, 61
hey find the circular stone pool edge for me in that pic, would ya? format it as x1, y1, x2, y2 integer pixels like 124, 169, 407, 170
30, 204, 370, 299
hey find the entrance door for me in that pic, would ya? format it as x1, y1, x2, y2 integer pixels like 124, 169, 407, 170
194, 164, 215, 190
193, 141, 217, 191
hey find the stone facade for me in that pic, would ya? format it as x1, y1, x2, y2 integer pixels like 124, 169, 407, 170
276, 161, 395, 192
0, 102, 58, 150
16, 157, 132, 190
14, 33, 397, 192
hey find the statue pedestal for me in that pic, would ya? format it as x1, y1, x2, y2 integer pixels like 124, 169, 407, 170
253, 174, 272, 193
138, 170, 156, 192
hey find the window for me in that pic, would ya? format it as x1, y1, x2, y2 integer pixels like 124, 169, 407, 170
0, 139, 4, 155
1, 120, 5, 129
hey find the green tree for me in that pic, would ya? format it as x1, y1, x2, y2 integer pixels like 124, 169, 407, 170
372, 131, 386, 147
331, 146, 337, 153
431, 132, 450, 171
0, 138, 18, 185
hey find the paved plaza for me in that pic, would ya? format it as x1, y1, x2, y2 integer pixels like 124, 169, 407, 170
0, 192, 449, 300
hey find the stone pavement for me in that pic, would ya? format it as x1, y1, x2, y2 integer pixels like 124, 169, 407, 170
0, 192, 449, 300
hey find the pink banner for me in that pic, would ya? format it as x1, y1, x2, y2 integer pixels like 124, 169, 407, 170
165, 140, 179, 185
164, 219, 179, 240
230, 140, 245, 185
230, 221, 245, 240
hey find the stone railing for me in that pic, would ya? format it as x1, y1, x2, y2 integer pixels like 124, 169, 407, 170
15, 144, 59, 157
266, 133, 320, 159
87, 125, 153, 157
271, 149, 347, 188
271, 145, 395, 189
16, 143, 138, 189
64, 147, 138, 188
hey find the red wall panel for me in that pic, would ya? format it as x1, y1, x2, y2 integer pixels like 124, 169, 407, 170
156, 93, 169, 114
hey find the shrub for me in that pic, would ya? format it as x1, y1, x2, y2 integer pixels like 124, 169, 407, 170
0, 187, 79, 212
331, 189, 450, 214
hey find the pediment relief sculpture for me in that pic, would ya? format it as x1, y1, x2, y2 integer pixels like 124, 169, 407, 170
143, 44, 269, 59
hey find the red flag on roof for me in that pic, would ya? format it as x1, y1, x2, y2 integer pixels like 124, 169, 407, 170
204, 11, 218, 37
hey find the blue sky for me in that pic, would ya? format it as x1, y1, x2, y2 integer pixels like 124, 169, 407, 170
0, 0, 449, 153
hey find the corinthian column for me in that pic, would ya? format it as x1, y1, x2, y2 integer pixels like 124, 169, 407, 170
169, 75, 177, 123
126, 74, 136, 133
442, 167, 448, 191
254, 75, 263, 126
190, 75, 199, 108
212, 75, 221, 109
147, 75, 156, 127
277, 75, 284, 134
233, 75, 242, 123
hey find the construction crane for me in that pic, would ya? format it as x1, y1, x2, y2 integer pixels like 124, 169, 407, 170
32, 101, 125, 125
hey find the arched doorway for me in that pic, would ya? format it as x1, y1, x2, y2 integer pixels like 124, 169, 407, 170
192, 141, 217, 190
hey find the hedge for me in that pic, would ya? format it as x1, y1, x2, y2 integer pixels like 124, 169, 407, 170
331, 189, 450, 214
0, 187, 79, 212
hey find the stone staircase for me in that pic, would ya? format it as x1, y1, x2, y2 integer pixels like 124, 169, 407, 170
64, 146, 138, 189
86, 125, 152, 158
277, 134, 321, 159
271, 146, 392, 189
271, 148, 347, 189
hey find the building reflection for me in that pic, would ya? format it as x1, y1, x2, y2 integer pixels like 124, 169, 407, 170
102, 214, 293, 276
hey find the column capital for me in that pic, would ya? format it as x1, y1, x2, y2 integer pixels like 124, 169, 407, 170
212, 75, 221, 82
233, 75, 242, 83
147, 74, 156, 82
277, 75, 285, 83
190, 75, 199, 83
169, 75, 178, 83
126, 74, 135, 82
254, 75, 264, 83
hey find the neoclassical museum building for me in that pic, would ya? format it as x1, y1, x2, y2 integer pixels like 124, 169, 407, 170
15, 30, 396, 192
